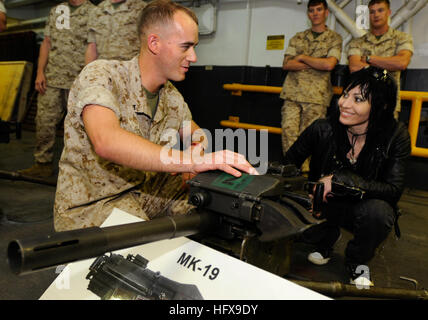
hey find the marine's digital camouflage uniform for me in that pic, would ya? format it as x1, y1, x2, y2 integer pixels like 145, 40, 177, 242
348, 27, 414, 117
35, 1, 94, 164
54, 56, 194, 231
0, 0, 6, 14
88, 0, 147, 61
280, 28, 342, 155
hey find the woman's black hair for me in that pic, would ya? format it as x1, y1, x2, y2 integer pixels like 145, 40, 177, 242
329, 66, 398, 176
341, 66, 397, 131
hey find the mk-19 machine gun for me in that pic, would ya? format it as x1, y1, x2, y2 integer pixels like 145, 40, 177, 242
7, 163, 323, 277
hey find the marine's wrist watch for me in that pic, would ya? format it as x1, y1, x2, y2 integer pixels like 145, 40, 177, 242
366, 55, 371, 64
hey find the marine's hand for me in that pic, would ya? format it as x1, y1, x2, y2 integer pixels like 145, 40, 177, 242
190, 150, 258, 177
35, 72, 47, 94
180, 172, 197, 190
295, 54, 305, 62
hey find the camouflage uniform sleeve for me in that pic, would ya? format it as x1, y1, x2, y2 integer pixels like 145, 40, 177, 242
44, 6, 56, 38
347, 37, 364, 57
87, 7, 97, 43
180, 101, 193, 126
327, 32, 342, 61
284, 34, 298, 57
74, 61, 121, 118
396, 31, 414, 54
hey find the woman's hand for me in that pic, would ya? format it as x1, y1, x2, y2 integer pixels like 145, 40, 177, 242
319, 174, 333, 202
309, 175, 332, 219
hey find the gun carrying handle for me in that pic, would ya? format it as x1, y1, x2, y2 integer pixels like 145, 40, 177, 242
304, 181, 324, 213
312, 182, 324, 213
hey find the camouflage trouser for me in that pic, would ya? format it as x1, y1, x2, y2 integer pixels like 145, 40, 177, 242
54, 173, 195, 231
394, 94, 401, 120
34, 86, 69, 163
136, 172, 195, 219
281, 100, 327, 172
281, 100, 328, 153
394, 109, 399, 121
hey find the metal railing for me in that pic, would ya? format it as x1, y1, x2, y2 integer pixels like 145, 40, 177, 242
222, 83, 428, 158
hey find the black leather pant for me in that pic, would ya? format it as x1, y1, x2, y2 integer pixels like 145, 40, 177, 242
317, 198, 395, 265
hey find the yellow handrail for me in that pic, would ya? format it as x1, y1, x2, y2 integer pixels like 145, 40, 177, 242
220, 119, 282, 135
222, 83, 428, 158
401, 91, 428, 158
222, 83, 343, 96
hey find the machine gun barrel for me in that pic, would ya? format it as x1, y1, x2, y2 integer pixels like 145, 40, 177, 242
8, 212, 202, 275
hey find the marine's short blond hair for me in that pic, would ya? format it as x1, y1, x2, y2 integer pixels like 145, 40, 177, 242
137, 0, 198, 41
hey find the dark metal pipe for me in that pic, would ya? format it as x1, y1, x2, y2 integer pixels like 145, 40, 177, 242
292, 280, 428, 300
0, 170, 56, 186
8, 213, 202, 275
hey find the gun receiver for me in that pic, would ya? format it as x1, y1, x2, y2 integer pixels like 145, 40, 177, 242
187, 168, 320, 242
8, 164, 321, 276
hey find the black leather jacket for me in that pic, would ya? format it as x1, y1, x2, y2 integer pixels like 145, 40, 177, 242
284, 118, 411, 206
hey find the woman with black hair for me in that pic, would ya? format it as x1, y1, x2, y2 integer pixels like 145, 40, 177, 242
284, 66, 411, 286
